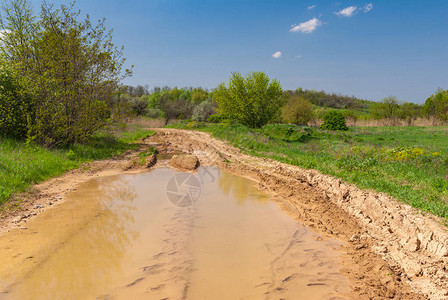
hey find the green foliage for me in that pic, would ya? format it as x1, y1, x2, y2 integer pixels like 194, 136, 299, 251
371, 96, 399, 120
146, 108, 163, 119
130, 97, 149, 116
191, 87, 209, 104
207, 113, 226, 123
159, 94, 194, 123
0, 0, 129, 146
281, 95, 313, 125
262, 124, 311, 143
319, 110, 348, 131
191, 100, 217, 122
0, 60, 33, 138
214, 71, 284, 128
398, 102, 422, 123
142, 86, 212, 123
291, 88, 371, 110
0, 126, 153, 204
65, 149, 76, 160
424, 88, 448, 121
139, 146, 157, 159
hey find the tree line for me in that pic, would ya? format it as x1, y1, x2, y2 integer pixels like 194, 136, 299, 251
123, 85, 217, 124
124, 77, 447, 128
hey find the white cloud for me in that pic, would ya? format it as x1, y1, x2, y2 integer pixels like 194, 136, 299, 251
296, 54, 303, 59
272, 51, 282, 59
364, 3, 373, 13
307, 5, 316, 10
289, 18, 323, 33
335, 6, 358, 17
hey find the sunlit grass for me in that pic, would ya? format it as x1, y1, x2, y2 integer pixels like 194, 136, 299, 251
0, 124, 154, 205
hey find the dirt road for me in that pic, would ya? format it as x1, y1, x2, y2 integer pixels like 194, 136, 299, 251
147, 128, 448, 299
1, 128, 447, 299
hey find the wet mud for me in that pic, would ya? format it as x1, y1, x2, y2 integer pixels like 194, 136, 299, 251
0, 167, 349, 299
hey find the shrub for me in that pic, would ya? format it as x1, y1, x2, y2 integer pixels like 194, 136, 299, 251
319, 110, 348, 131
130, 97, 149, 116
146, 108, 163, 119
281, 96, 313, 125
192, 100, 216, 122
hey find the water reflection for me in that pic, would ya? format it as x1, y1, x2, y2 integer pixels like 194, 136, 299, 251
0, 167, 349, 300
9, 176, 138, 299
217, 170, 269, 205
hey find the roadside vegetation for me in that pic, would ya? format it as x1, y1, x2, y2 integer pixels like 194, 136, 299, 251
0, 125, 153, 206
0, 0, 148, 208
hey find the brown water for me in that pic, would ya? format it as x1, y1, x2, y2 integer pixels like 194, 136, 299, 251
0, 167, 349, 299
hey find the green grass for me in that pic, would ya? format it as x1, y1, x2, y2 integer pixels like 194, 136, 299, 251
0, 124, 154, 205
169, 121, 448, 219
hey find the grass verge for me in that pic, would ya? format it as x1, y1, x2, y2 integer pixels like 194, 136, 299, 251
169, 121, 448, 219
0, 124, 154, 206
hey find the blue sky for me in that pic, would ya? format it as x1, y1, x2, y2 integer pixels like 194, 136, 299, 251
30, 0, 448, 103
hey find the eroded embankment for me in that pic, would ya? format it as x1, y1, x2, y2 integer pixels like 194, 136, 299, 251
147, 128, 448, 300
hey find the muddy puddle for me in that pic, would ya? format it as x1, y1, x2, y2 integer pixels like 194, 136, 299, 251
0, 166, 349, 299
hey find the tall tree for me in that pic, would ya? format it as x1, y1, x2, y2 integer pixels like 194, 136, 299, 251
214, 71, 284, 128
0, 0, 130, 145
423, 88, 448, 121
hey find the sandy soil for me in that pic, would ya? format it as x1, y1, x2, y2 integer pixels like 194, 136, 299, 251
1, 128, 447, 299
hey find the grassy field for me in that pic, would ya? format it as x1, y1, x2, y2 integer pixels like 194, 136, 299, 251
170, 122, 448, 219
0, 124, 153, 206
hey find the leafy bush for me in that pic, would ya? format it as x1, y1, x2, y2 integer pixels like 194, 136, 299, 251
130, 97, 149, 116
319, 110, 348, 131
192, 100, 216, 122
146, 108, 163, 119
0, 62, 34, 138
262, 124, 311, 143
281, 96, 313, 125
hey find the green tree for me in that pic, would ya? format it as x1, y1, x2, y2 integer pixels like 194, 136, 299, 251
371, 96, 400, 120
0, 59, 33, 138
214, 71, 284, 128
191, 87, 209, 104
281, 95, 313, 125
423, 88, 448, 121
0, 0, 130, 146
398, 102, 422, 125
